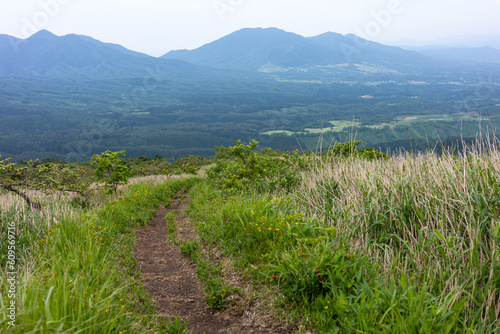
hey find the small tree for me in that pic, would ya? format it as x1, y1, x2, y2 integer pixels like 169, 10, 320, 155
0, 156, 93, 210
0, 157, 42, 209
91, 150, 130, 195
208, 140, 300, 192
329, 141, 389, 160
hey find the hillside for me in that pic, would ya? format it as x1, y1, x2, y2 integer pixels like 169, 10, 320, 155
1, 142, 499, 332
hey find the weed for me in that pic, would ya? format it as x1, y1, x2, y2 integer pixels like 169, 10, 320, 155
164, 318, 190, 334
165, 210, 179, 244
180, 240, 198, 259
204, 278, 238, 310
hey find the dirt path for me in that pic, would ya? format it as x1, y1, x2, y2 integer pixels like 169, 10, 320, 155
135, 195, 293, 334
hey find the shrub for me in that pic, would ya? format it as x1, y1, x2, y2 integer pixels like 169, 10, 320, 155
207, 140, 301, 192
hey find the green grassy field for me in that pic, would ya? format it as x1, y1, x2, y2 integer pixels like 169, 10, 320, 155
262, 112, 482, 135
1, 141, 500, 333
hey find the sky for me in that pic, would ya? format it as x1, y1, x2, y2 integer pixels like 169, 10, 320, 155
1, 0, 500, 56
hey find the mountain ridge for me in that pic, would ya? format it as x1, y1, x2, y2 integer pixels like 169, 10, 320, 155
162, 27, 430, 71
0, 29, 210, 79
1, 28, 499, 79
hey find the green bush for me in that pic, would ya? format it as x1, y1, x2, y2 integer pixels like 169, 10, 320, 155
207, 140, 301, 192
328, 140, 389, 160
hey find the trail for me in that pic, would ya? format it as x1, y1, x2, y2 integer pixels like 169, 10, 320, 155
134, 194, 291, 334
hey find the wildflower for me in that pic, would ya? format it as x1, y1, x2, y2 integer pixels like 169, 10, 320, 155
324, 306, 328, 309
118, 196, 123, 199
272, 274, 278, 279
280, 258, 283, 262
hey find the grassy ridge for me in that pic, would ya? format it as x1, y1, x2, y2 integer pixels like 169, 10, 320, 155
2, 140, 500, 333
188, 143, 500, 333
0, 178, 198, 333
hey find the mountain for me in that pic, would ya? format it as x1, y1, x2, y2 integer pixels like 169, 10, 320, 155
308, 32, 427, 65
2, 28, 497, 82
0, 30, 209, 79
163, 27, 334, 71
162, 27, 428, 71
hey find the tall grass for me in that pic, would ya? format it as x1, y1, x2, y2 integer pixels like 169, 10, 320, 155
188, 142, 500, 332
0, 177, 198, 333
292, 143, 500, 331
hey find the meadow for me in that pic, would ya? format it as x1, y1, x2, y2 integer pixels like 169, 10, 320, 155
1, 140, 500, 333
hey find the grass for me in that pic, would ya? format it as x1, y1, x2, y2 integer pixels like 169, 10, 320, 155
3, 140, 500, 332
179, 237, 240, 311
261, 111, 482, 135
187, 141, 500, 333
0, 176, 199, 333
261, 120, 360, 136
166, 210, 180, 244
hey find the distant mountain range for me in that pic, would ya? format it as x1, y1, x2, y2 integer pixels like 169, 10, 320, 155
0, 29, 209, 79
1, 27, 499, 79
416, 46, 500, 64
388, 34, 500, 50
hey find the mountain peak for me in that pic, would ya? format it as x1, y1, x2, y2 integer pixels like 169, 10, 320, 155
163, 27, 330, 70
29, 29, 57, 40
314, 32, 344, 38
228, 27, 306, 40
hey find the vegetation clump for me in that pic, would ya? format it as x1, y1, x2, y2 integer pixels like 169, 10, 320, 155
91, 150, 130, 195
207, 139, 301, 192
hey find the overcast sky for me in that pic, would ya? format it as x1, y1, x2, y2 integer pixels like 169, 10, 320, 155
1, 0, 499, 56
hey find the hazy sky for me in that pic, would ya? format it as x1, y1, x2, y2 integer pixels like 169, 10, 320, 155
1, 0, 499, 56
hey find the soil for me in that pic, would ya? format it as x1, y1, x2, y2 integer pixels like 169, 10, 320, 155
134, 194, 294, 334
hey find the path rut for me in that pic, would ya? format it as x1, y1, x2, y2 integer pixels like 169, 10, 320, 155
135, 195, 293, 334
